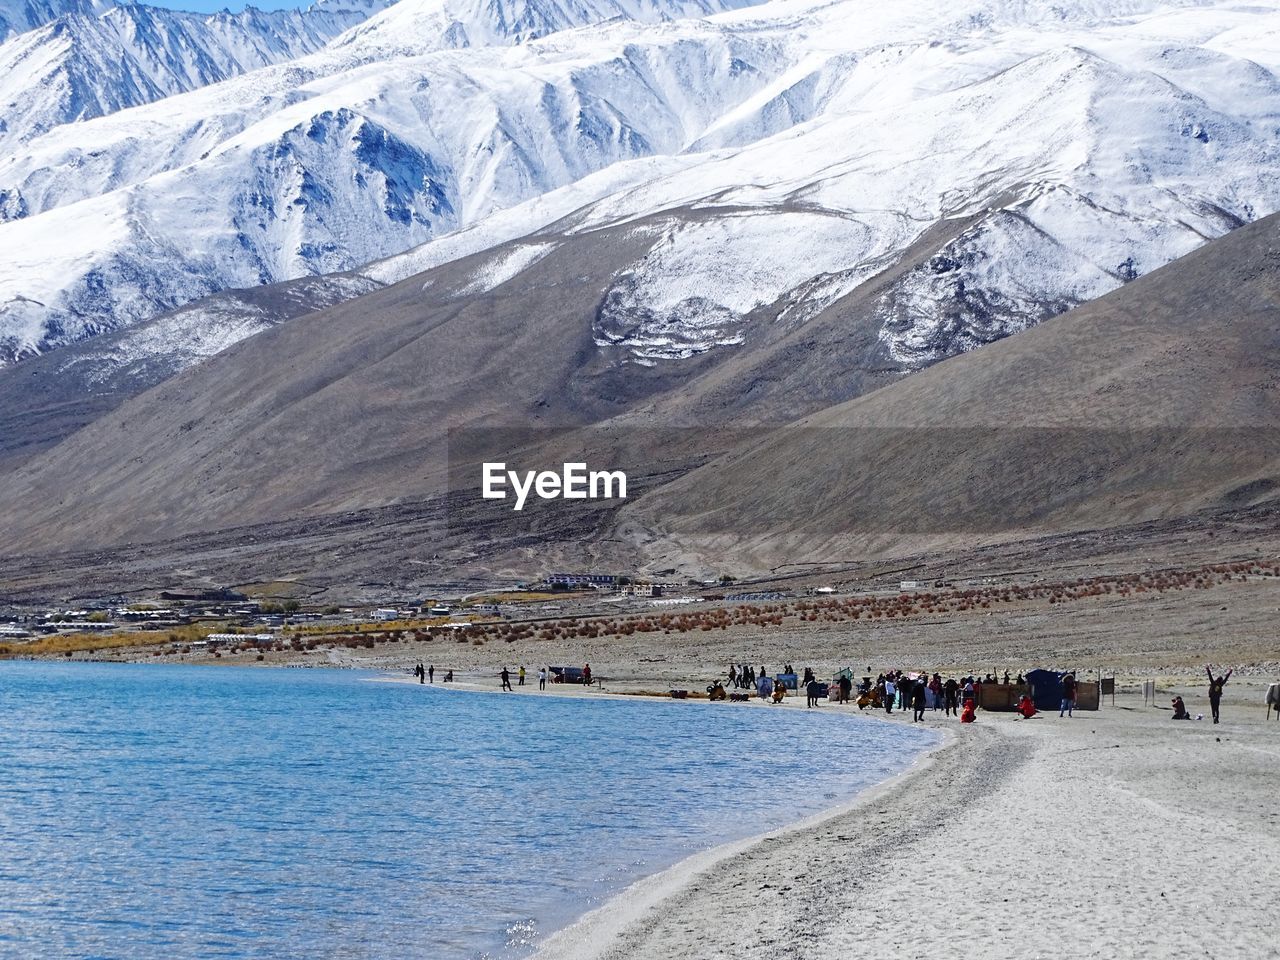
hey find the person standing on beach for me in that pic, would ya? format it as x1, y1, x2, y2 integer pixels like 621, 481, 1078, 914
838, 674, 852, 704
428, 664, 434, 683
912, 681, 926, 722
518, 665, 526, 686
803, 680, 824, 711
883, 677, 896, 714
1206, 664, 1233, 723
583, 663, 592, 686
944, 677, 959, 716
500, 667, 512, 692
1060, 672, 1077, 717
728, 664, 738, 688
538, 667, 547, 690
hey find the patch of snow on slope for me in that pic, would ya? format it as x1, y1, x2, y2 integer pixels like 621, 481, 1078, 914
454, 241, 560, 294
593, 209, 873, 359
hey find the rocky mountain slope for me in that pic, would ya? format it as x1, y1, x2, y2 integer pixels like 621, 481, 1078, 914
2, 207, 1278, 574
0, 271, 379, 469
623, 210, 1280, 570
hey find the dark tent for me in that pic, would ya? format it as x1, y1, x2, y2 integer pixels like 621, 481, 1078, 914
1025, 669, 1065, 711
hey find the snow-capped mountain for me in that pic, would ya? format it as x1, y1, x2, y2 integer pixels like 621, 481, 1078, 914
0, 0, 394, 151
0, 0, 107, 39
3, 0, 1280, 370
0, 0, 776, 360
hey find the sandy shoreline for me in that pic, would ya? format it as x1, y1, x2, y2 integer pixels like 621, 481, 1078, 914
543, 696, 1278, 959
381, 673, 1279, 959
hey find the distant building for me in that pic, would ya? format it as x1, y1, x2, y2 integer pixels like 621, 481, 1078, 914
203, 633, 275, 646
620, 581, 682, 597
371, 608, 400, 622
620, 582, 660, 597
546, 573, 618, 588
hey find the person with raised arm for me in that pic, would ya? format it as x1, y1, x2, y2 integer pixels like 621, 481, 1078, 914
1206, 664, 1233, 724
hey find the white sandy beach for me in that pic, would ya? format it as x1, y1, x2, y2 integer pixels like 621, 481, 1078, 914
530, 691, 1278, 960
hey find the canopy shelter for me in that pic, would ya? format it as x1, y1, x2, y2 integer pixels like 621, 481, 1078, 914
1025, 669, 1099, 711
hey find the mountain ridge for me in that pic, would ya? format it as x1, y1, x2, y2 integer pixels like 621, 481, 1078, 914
6, 0, 1280, 366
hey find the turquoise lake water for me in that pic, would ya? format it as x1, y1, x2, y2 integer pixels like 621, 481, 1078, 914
0, 662, 937, 959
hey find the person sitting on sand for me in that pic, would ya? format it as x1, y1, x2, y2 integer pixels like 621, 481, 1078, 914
960, 698, 976, 723
444, 670, 453, 682
1206, 664, 1233, 724
1171, 695, 1191, 720
1017, 694, 1037, 719
772, 681, 786, 704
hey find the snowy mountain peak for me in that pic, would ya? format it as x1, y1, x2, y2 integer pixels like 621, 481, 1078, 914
330, 0, 762, 56
0, 0, 108, 39
0, 0, 396, 150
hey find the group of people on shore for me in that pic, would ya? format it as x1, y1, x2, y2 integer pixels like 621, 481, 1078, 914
497, 664, 592, 691
412, 662, 452, 683
725, 663, 1074, 724
724, 660, 1239, 724
727, 663, 791, 690
741, 664, 1004, 723
857, 670, 984, 723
